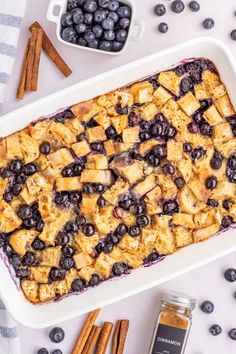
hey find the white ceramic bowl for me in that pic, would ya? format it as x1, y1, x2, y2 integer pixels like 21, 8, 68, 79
47, 0, 145, 55
0, 38, 236, 329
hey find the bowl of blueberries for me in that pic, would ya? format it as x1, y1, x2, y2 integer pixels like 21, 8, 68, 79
47, 0, 145, 54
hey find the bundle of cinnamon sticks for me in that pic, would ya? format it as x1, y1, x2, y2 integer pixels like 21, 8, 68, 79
71, 309, 129, 354
17, 21, 72, 100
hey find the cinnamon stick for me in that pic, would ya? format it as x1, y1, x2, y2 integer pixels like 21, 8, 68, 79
31, 28, 43, 91
113, 320, 129, 354
17, 38, 30, 100
82, 325, 101, 354
29, 21, 72, 77
26, 27, 37, 91
95, 322, 113, 354
71, 309, 100, 354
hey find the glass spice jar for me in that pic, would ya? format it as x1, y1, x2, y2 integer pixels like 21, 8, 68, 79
149, 290, 196, 354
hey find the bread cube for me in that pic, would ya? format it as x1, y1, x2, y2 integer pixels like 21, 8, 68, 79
30, 266, 51, 284
6, 133, 22, 160
38, 192, 53, 221
130, 81, 154, 104
173, 226, 193, 248
110, 158, 144, 185
0, 201, 22, 233
210, 181, 236, 200
55, 177, 82, 192
41, 246, 61, 267
194, 210, 217, 229
193, 223, 220, 242
146, 202, 162, 216
194, 82, 208, 100
19, 131, 40, 163
132, 174, 156, 197
81, 194, 98, 215
155, 228, 175, 255
202, 70, 221, 94
119, 234, 140, 253
114, 143, 134, 153
94, 253, 114, 278
48, 148, 74, 169
155, 174, 177, 200
138, 139, 161, 156
86, 154, 108, 169
71, 100, 102, 122
215, 95, 235, 117
94, 111, 111, 129
212, 84, 227, 99
39, 211, 71, 245
71, 141, 91, 157
139, 103, 159, 121
215, 138, 236, 158
122, 126, 140, 143
65, 117, 84, 136
213, 123, 233, 143
9, 229, 37, 256
153, 86, 172, 109
80, 169, 112, 185
161, 101, 191, 132
177, 156, 192, 182
103, 178, 129, 205
86, 126, 106, 143
21, 280, 39, 303
26, 173, 52, 195
75, 232, 99, 256
178, 185, 205, 214
93, 206, 119, 234
167, 140, 182, 161
39, 283, 56, 302
73, 252, 94, 269
111, 115, 128, 134
178, 92, 200, 116
145, 185, 162, 203
49, 121, 76, 146
104, 139, 116, 156
78, 266, 96, 282
203, 105, 224, 126
0, 139, 7, 167
158, 71, 182, 96
172, 213, 195, 229
188, 175, 210, 203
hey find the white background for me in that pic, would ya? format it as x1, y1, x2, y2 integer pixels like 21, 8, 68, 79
2, 0, 236, 353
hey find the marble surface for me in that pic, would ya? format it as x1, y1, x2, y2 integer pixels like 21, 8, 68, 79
2, 0, 236, 353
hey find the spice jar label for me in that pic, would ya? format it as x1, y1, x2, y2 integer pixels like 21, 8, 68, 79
151, 324, 186, 354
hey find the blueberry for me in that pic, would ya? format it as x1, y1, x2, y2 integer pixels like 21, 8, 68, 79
108, 11, 119, 23
88, 39, 99, 48
223, 199, 231, 210
227, 155, 236, 170
224, 268, 236, 282
187, 122, 199, 134
94, 183, 105, 193
88, 274, 100, 286
112, 262, 128, 276
171, 0, 185, 13
14, 174, 26, 186
116, 223, 128, 236
103, 242, 113, 253
83, 0, 97, 13
82, 223, 95, 236
97, 196, 106, 207
158, 22, 168, 33
200, 123, 213, 136
153, 144, 166, 157
189, 0, 200, 12
229, 328, 236, 340
104, 29, 115, 41
202, 18, 215, 30
163, 163, 175, 176
119, 17, 130, 29
108, 0, 119, 11
163, 200, 179, 215
15, 268, 30, 279
205, 176, 217, 190
191, 147, 205, 160
61, 27, 77, 42
25, 162, 39, 176
39, 142, 51, 155
75, 23, 87, 34
69, 191, 82, 204
84, 12, 93, 24
49, 327, 65, 344
230, 30, 236, 41
207, 199, 219, 207
62, 245, 76, 257
136, 215, 149, 228
0, 168, 12, 179
102, 18, 114, 30
84, 30, 95, 43
99, 40, 112, 51
129, 225, 141, 237
76, 215, 86, 226
60, 257, 74, 270
12, 183, 22, 196
146, 153, 160, 167
154, 4, 166, 16
117, 6, 131, 18
133, 204, 145, 215
23, 251, 36, 266
112, 41, 124, 52
61, 12, 73, 27
174, 177, 185, 189
17, 204, 32, 220
49, 267, 66, 281
165, 126, 176, 138
32, 238, 45, 251
140, 131, 151, 141
145, 252, 159, 263
10, 159, 23, 173
200, 300, 214, 314
9, 254, 21, 269
214, 151, 223, 160
3, 244, 13, 256
90, 142, 104, 151
51, 350, 63, 354
56, 232, 70, 246
209, 324, 222, 336
37, 348, 49, 354
98, 0, 109, 8
3, 191, 13, 203
181, 78, 193, 93
54, 192, 69, 206
210, 158, 222, 170
106, 126, 118, 139
71, 278, 85, 292
119, 198, 132, 210
65, 220, 78, 233
94, 9, 106, 23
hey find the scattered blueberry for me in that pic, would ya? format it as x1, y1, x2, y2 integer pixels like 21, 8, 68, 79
32, 238, 45, 251
49, 327, 65, 343
229, 328, 236, 340
200, 300, 214, 314
10, 159, 23, 173
224, 268, 236, 282
60, 257, 74, 270
154, 4, 166, 17
181, 78, 193, 93
171, 0, 185, 13
23, 251, 36, 266
37, 348, 49, 354
202, 18, 215, 30
158, 22, 168, 33
3, 191, 14, 203
188, 1, 200, 12
230, 30, 236, 41
188, 122, 199, 134
51, 350, 63, 354
207, 199, 219, 207
209, 324, 222, 336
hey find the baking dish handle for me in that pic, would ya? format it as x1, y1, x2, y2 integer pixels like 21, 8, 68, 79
130, 19, 145, 42
47, 0, 64, 24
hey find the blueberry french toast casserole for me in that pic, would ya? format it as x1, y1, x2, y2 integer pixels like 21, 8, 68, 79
0, 58, 236, 304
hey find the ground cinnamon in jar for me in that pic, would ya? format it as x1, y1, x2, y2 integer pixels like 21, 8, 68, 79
149, 290, 196, 354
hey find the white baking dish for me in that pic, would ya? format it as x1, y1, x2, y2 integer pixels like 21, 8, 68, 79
46, 0, 145, 55
1, 37, 236, 329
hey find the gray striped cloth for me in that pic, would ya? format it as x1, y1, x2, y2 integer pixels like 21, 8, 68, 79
0, 0, 26, 105
0, 1, 26, 353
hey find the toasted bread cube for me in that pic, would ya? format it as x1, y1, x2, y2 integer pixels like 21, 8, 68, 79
194, 82, 208, 100
86, 154, 108, 169
49, 121, 76, 147
38, 192, 53, 221
65, 268, 78, 289
39, 283, 56, 302
81, 194, 98, 215
55, 177, 82, 192
119, 234, 140, 253
178, 185, 205, 214
103, 178, 129, 205
188, 176, 210, 203
202, 70, 221, 94
155, 174, 177, 200
97, 92, 117, 108
203, 105, 224, 126
0, 179, 7, 199
55, 280, 69, 296
138, 139, 161, 157
178, 92, 200, 116
0, 201, 22, 233
39, 211, 71, 245
26, 173, 52, 196
78, 266, 96, 282
215, 138, 236, 158
72, 140, 91, 157
6, 133, 22, 160
210, 181, 236, 200
21, 280, 39, 303
141, 228, 158, 250
122, 126, 140, 143
110, 158, 144, 185
94, 111, 111, 129
153, 86, 172, 109
71, 100, 102, 122
161, 99, 178, 120
9, 229, 37, 256
194, 210, 217, 229
94, 253, 114, 278
145, 185, 162, 203
93, 206, 119, 234
19, 131, 40, 164
122, 252, 143, 268
29, 120, 50, 144
30, 266, 51, 284
75, 232, 99, 255
65, 117, 84, 135
172, 213, 195, 229
86, 126, 106, 143
177, 157, 192, 182
130, 81, 154, 104
80, 169, 112, 185
215, 95, 235, 117
212, 84, 227, 99
41, 246, 61, 267
155, 228, 175, 255
158, 71, 182, 96
132, 174, 156, 197
173, 226, 193, 248
161, 101, 191, 132
73, 252, 94, 269
0, 139, 7, 167
213, 122, 233, 143
48, 148, 74, 169
146, 202, 162, 216
167, 141, 182, 161
104, 139, 116, 156
111, 115, 128, 134
193, 223, 220, 242
114, 143, 134, 153
139, 103, 159, 121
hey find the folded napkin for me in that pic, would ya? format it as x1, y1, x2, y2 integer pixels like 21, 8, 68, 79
0, 298, 20, 354
0, 0, 26, 105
